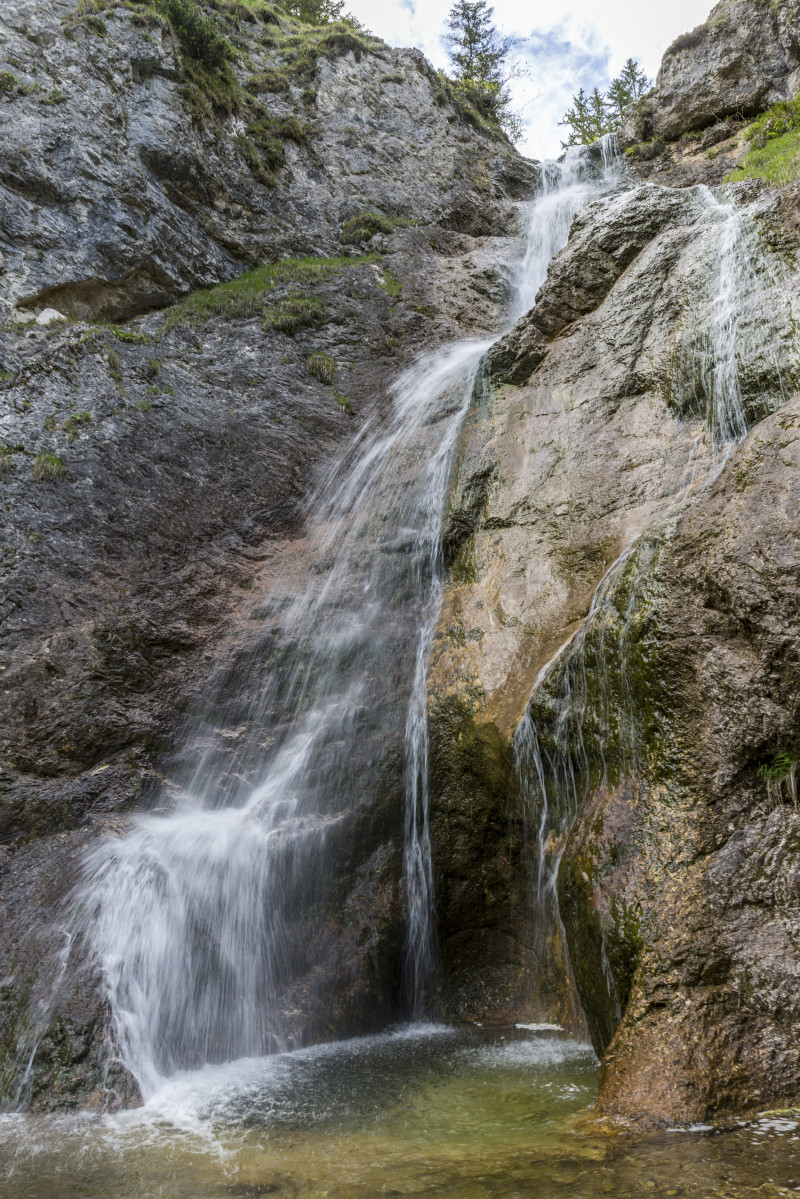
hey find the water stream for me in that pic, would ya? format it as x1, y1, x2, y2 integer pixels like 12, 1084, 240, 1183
6, 141, 620, 1108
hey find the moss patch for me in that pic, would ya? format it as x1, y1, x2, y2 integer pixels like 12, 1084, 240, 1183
164, 253, 378, 326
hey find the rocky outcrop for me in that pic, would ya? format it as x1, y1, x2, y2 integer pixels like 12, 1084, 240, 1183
625, 0, 800, 145
558, 398, 800, 1124
429, 158, 800, 1088
0, 0, 532, 322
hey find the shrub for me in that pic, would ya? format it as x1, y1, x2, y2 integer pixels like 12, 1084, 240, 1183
244, 70, 291, 94
276, 114, 309, 142
32, 452, 65, 481
307, 351, 335, 383
321, 28, 369, 61
665, 26, 706, 57
340, 210, 393, 245
159, 0, 234, 69
63, 410, 92, 442
247, 120, 286, 167
235, 133, 278, 185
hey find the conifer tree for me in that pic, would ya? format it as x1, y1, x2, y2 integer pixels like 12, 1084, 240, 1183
282, 0, 345, 23
559, 58, 652, 148
445, 1, 520, 139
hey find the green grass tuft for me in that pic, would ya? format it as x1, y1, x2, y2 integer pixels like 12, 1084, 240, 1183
263, 293, 326, 334
63, 411, 92, 442
379, 268, 402, 297
32, 452, 65, 482
164, 254, 379, 326
340, 210, 394, 245
307, 350, 335, 383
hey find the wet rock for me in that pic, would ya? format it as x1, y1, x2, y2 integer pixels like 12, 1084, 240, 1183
558, 398, 800, 1124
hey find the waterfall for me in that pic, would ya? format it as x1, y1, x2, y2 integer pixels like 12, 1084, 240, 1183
8, 140, 624, 1103
74, 337, 491, 1097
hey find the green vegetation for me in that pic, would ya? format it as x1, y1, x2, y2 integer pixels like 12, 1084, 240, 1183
560, 58, 651, 148
0, 446, 13, 477
138, 399, 153, 411
165, 254, 378, 325
340, 211, 393, 244
107, 326, 150, 344
31, 452, 65, 482
333, 388, 350, 411
0, 71, 18, 93
378, 268, 402, 297
758, 750, 798, 783
263, 293, 325, 334
158, 0, 234, 68
280, 0, 344, 20
624, 139, 666, 162
724, 98, 800, 188
245, 69, 291, 93
444, 1, 522, 140
307, 350, 335, 382
758, 750, 798, 808
63, 411, 92, 442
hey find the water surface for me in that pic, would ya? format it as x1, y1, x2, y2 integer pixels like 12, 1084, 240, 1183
2, 1025, 800, 1198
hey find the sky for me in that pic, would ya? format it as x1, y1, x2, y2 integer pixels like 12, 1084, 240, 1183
343, 0, 715, 159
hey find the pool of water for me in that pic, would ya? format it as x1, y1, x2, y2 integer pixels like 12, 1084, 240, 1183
2, 1024, 800, 1198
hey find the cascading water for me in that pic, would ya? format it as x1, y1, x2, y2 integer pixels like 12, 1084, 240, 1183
72, 337, 490, 1098
11, 138, 623, 1105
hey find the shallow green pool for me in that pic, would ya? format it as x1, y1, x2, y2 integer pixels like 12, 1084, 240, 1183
2, 1025, 800, 1198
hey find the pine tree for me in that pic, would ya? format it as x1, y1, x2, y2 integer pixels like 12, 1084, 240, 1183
560, 59, 651, 148
606, 58, 651, 125
444, 1, 519, 138
282, 0, 345, 23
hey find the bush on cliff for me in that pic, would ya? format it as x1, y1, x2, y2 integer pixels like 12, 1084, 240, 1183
159, 0, 234, 68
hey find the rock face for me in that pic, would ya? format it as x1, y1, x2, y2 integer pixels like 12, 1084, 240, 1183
429, 151, 800, 1108
559, 399, 800, 1123
0, 0, 535, 1110
0, 0, 531, 321
625, 0, 800, 145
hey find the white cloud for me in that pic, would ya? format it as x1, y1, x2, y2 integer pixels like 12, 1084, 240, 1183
344, 0, 714, 158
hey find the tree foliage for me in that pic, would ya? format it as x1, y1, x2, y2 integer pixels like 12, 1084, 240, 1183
444, 1, 522, 140
560, 59, 651, 148
281, 0, 344, 23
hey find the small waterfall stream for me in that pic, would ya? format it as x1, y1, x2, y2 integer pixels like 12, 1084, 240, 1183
41, 142, 624, 1102
512, 177, 800, 1034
